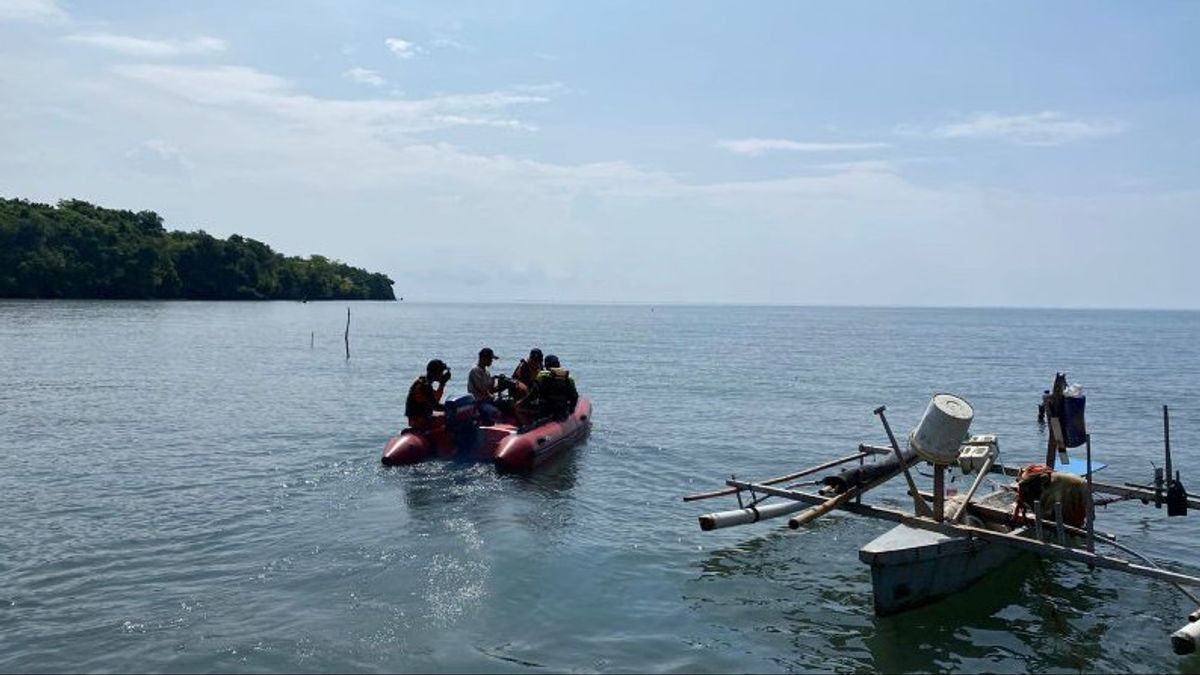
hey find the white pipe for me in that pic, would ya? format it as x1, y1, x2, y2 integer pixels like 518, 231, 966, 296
699, 499, 810, 531
1172, 620, 1200, 655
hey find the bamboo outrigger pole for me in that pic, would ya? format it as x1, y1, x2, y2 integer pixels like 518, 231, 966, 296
988, 464, 1200, 511
788, 454, 918, 529
683, 445, 888, 503
726, 479, 1200, 589
695, 446, 908, 530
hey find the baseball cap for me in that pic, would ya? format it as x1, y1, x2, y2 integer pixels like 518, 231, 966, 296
479, 347, 499, 360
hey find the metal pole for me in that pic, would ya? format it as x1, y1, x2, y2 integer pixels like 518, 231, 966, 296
933, 465, 945, 522
950, 454, 997, 523
874, 406, 933, 517
1086, 433, 1095, 555
683, 449, 877, 502
1054, 500, 1066, 545
1164, 405, 1173, 490
857, 454, 864, 505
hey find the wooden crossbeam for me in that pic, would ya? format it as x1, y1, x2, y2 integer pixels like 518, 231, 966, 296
726, 479, 1200, 589
990, 464, 1200, 510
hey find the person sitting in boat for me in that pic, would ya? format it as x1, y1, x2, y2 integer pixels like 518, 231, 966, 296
521, 354, 579, 421
405, 359, 451, 432
510, 348, 544, 396
469, 347, 517, 424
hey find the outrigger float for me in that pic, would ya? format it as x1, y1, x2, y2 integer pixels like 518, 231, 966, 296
684, 376, 1200, 656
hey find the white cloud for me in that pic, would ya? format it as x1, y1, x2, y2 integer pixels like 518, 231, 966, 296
914, 111, 1125, 146
512, 82, 568, 95
7, 50, 1192, 307
716, 138, 892, 156
63, 33, 226, 57
123, 139, 190, 175
343, 67, 385, 87
430, 37, 467, 50
385, 37, 423, 59
115, 65, 290, 106
0, 0, 65, 22
113, 64, 548, 137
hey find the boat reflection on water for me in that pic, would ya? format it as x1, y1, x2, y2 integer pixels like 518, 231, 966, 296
507, 443, 583, 497
865, 555, 1116, 672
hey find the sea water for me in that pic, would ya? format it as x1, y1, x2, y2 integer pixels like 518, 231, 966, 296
1, 301, 1198, 673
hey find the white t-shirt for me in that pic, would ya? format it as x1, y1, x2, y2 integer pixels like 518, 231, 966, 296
468, 364, 492, 401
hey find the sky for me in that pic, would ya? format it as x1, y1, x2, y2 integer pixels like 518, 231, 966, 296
1, 0, 1197, 308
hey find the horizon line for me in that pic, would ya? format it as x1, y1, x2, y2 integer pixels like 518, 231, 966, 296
388, 299, 1200, 312
4, 298, 1196, 312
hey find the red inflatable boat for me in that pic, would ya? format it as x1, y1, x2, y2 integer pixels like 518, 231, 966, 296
381, 396, 592, 471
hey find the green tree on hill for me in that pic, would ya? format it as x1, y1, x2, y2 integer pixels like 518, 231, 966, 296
0, 197, 395, 300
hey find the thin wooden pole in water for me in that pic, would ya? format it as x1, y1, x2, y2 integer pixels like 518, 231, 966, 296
311, 331, 314, 349
344, 307, 350, 360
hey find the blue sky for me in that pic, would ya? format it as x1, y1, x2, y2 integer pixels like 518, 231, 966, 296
2, 1, 1197, 307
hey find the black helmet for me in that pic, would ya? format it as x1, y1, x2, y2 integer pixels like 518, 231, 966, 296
426, 359, 447, 378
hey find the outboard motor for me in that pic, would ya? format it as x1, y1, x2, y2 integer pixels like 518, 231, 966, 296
443, 395, 482, 456
1168, 472, 1188, 517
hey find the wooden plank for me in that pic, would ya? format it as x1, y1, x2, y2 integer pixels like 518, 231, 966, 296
726, 480, 1200, 588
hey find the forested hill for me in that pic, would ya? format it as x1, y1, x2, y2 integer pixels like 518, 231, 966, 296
0, 198, 395, 300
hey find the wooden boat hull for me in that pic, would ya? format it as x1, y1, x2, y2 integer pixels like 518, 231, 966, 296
860, 523, 1029, 616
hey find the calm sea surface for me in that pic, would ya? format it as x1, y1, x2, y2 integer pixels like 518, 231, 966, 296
2, 301, 1199, 673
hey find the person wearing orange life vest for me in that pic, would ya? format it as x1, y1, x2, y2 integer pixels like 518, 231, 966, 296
521, 354, 578, 421
405, 359, 450, 431
510, 348, 544, 397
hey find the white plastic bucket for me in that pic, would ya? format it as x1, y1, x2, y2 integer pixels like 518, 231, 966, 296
908, 393, 974, 464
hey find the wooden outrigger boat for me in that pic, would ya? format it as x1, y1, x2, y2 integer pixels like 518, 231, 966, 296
685, 379, 1200, 656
